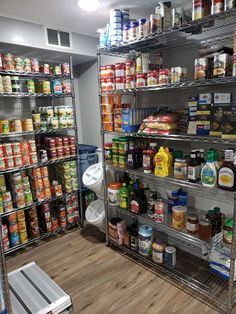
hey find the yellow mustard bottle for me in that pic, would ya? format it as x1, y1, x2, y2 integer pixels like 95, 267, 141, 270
154, 147, 169, 177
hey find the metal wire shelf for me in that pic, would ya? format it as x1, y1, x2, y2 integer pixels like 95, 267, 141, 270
100, 77, 236, 95
0, 155, 77, 175
0, 92, 74, 98
102, 130, 236, 145
0, 127, 77, 139
4, 223, 80, 255
109, 237, 230, 313
114, 207, 211, 252
108, 165, 234, 197
0, 189, 79, 218
0, 70, 71, 79
99, 8, 236, 55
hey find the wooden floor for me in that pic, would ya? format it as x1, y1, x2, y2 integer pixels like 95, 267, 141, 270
6, 226, 220, 314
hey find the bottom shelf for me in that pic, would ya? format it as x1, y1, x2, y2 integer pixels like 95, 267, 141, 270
108, 237, 232, 313
5, 222, 80, 255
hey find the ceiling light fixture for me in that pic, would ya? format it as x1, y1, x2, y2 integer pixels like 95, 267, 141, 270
78, 0, 100, 12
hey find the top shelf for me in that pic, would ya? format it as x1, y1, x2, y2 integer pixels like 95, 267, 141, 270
0, 70, 71, 80
98, 8, 236, 55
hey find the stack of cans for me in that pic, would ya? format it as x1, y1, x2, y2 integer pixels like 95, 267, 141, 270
110, 9, 123, 46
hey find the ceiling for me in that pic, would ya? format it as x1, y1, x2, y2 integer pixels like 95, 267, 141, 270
0, 0, 190, 38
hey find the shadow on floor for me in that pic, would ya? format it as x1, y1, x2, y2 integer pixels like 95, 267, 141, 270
80, 223, 106, 244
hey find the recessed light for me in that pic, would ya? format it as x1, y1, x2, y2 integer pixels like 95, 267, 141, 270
78, 0, 100, 12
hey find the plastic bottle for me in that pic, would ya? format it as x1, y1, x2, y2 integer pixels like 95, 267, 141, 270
154, 147, 169, 177
188, 151, 200, 183
201, 150, 217, 187
119, 183, 129, 210
218, 149, 236, 191
143, 146, 155, 174
130, 181, 142, 214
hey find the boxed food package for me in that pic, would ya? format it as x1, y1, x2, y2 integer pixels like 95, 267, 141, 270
214, 93, 232, 104
210, 106, 224, 136
122, 108, 157, 132
222, 106, 236, 139
196, 121, 210, 136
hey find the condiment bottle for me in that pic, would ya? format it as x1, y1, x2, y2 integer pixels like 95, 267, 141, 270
143, 145, 155, 174
188, 151, 200, 183
206, 210, 217, 236
150, 142, 158, 170
186, 213, 199, 234
218, 149, 236, 191
130, 181, 142, 214
119, 183, 129, 210
201, 150, 217, 187
214, 207, 224, 234
198, 218, 211, 241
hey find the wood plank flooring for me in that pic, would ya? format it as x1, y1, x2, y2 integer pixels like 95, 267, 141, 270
6, 225, 221, 314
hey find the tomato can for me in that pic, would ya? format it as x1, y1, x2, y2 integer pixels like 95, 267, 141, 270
29, 152, 38, 164
5, 156, 14, 169
11, 142, 21, 155
13, 155, 23, 168
57, 147, 64, 158
40, 166, 49, 177
62, 137, 69, 146
63, 146, 70, 156
69, 136, 75, 145
0, 145, 4, 157
55, 137, 63, 147
0, 158, 5, 170
136, 73, 146, 88
125, 75, 136, 89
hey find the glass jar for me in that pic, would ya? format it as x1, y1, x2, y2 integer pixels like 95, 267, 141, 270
172, 206, 187, 230
223, 217, 233, 244
104, 143, 113, 165
136, 73, 146, 88
174, 159, 187, 180
198, 218, 211, 241
159, 69, 169, 85
147, 72, 158, 86
186, 213, 199, 234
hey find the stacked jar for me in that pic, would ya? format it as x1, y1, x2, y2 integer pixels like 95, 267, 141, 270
125, 60, 136, 89
111, 138, 128, 168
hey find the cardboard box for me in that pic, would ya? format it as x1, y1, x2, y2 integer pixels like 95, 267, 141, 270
222, 106, 236, 139
198, 93, 213, 105
210, 106, 224, 136
214, 93, 232, 104
196, 121, 210, 136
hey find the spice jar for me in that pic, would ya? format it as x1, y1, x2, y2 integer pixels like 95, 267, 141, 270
105, 143, 113, 165
186, 213, 199, 234
174, 159, 187, 180
172, 206, 187, 230
159, 69, 169, 85
147, 72, 158, 86
198, 218, 211, 241
108, 182, 122, 206
136, 73, 146, 88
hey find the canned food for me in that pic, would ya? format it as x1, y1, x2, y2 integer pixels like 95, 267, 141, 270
39, 149, 48, 162
32, 168, 41, 178
3, 191, 11, 202
2, 76, 12, 93
53, 65, 62, 75
44, 187, 52, 198
52, 80, 62, 94
10, 119, 22, 132
22, 119, 34, 131
63, 146, 70, 156
70, 146, 76, 156
62, 79, 72, 94
28, 207, 37, 219
62, 63, 70, 75
17, 210, 25, 222
31, 58, 39, 72
36, 189, 45, 202
24, 58, 31, 72
20, 231, 28, 244
11, 142, 21, 155
40, 166, 49, 177
26, 80, 35, 93
18, 221, 27, 233
10, 232, 20, 247
11, 76, 20, 93
40, 64, 50, 74
42, 81, 51, 94
9, 223, 18, 234
0, 120, 9, 134
51, 217, 59, 231
13, 155, 23, 168
29, 152, 38, 164
67, 213, 75, 224
0, 145, 3, 157
28, 140, 36, 152
5, 157, 14, 169
42, 177, 50, 188
24, 192, 33, 206
3, 239, 10, 251
48, 148, 57, 160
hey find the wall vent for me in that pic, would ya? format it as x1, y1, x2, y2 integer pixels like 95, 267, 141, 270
45, 27, 72, 49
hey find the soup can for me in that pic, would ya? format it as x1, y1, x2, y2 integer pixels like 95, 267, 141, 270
164, 246, 176, 267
